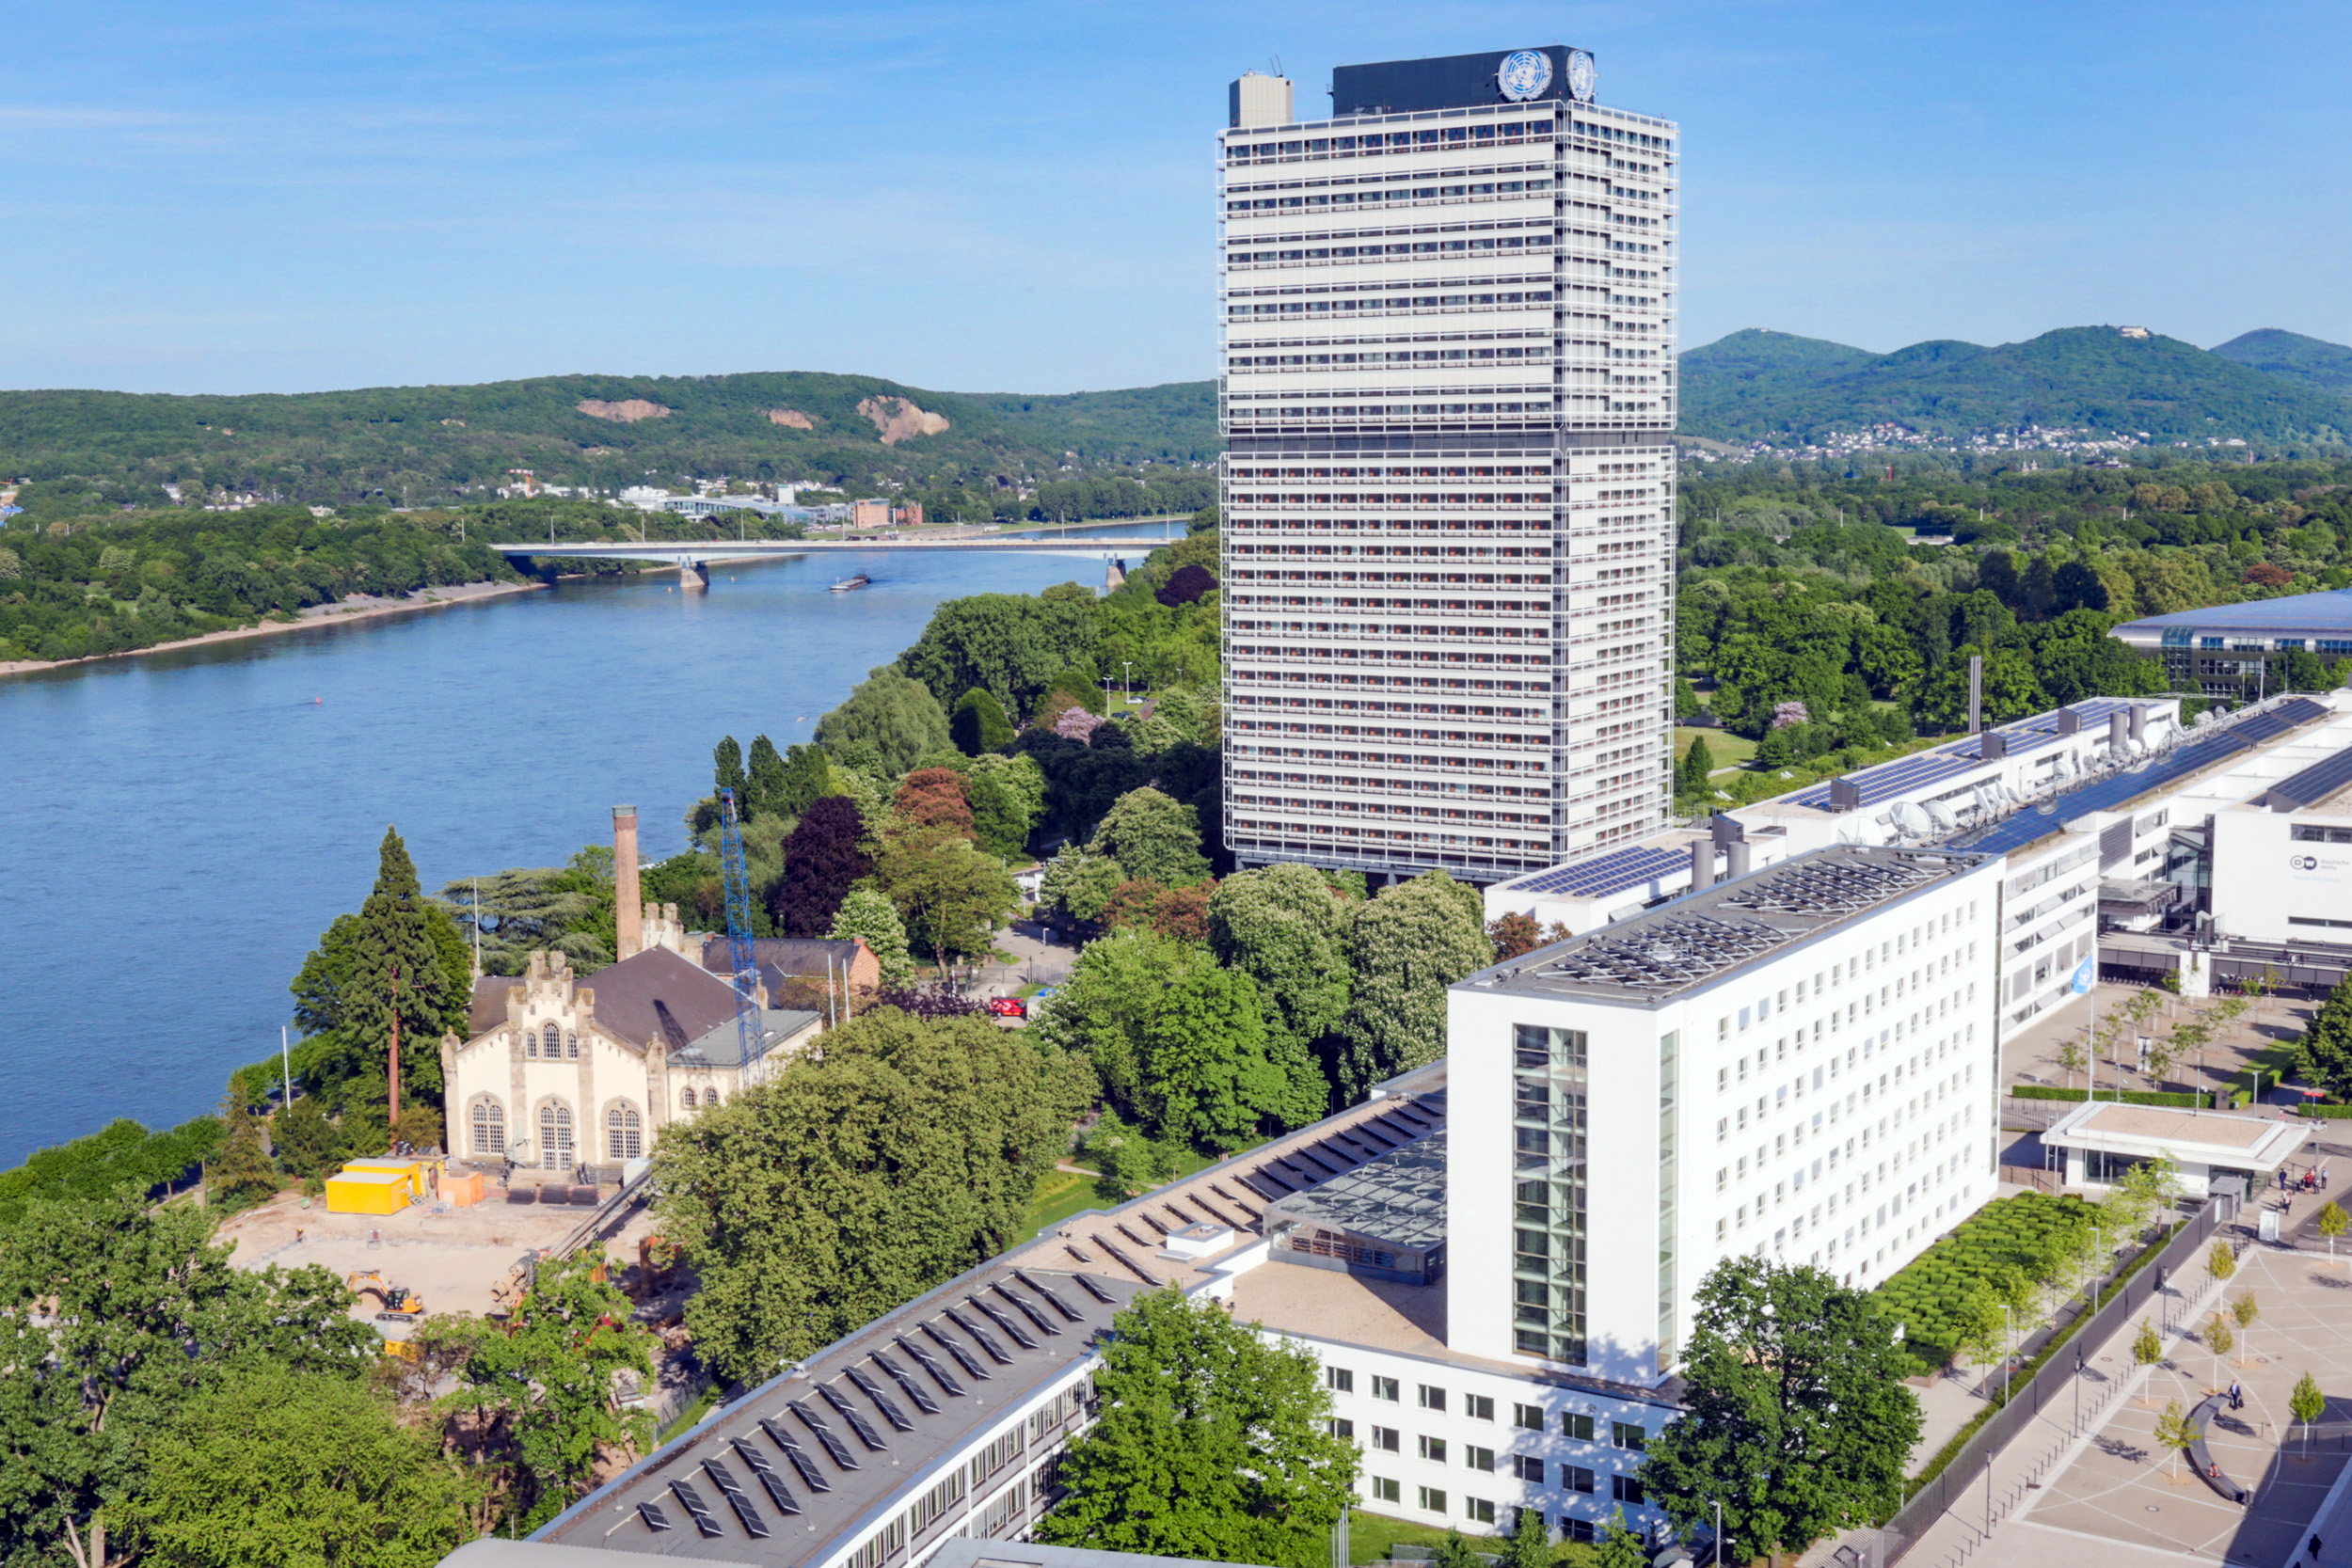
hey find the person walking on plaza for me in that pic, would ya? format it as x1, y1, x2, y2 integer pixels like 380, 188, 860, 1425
2230, 1379, 2244, 1411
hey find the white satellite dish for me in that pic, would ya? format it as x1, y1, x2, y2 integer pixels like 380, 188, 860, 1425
1923, 799, 1959, 832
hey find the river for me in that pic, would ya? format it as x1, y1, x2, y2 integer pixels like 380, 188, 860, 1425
0, 527, 1169, 1166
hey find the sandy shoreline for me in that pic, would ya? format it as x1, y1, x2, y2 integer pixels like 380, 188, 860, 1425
0, 578, 561, 677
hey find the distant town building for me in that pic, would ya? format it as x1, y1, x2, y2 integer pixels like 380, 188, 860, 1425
2117, 325, 2152, 340
852, 499, 892, 529
1217, 46, 1679, 885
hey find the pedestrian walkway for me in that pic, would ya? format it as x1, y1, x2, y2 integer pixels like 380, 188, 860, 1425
1849, 1240, 2352, 1568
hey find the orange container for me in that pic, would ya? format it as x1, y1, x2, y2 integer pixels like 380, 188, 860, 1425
443, 1170, 485, 1207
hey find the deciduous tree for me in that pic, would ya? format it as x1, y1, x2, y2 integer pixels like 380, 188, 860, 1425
895, 767, 976, 837
950, 688, 1016, 754
828, 886, 915, 989
869, 825, 1020, 978
815, 666, 952, 776
653, 1009, 1093, 1384
775, 797, 870, 937
1332, 872, 1493, 1100
120, 1364, 474, 1568
2152, 1399, 2200, 1481
1089, 785, 1210, 887
1037, 1289, 1357, 1568
438, 1254, 654, 1527
1640, 1256, 1921, 1562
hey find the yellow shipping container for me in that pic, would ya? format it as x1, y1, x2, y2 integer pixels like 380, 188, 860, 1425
343, 1157, 432, 1200
325, 1169, 411, 1216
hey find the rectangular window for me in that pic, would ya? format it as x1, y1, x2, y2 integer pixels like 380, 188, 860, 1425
1612, 1476, 1646, 1504
1419, 1386, 1447, 1412
1513, 1402, 1545, 1432
1419, 1435, 1448, 1463
1419, 1486, 1448, 1514
1371, 1477, 1401, 1504
1513, 1455, 1545, 1483
1564, 1518, 1597, 1544
1464, 1394, 1494, 1421
1331, 1418, 1356, 1440
1563, 1465, 1596, 1494
1327, 1368, 1355, 1394
1612, 1422, 1647, 1451
1562, 1413, 1595, 1441
1373, 1376, 1401, 1402
1465, 1498, 1496, 1525
1465, 1446, 1495, 1473
1372, 1426, 1401, 1452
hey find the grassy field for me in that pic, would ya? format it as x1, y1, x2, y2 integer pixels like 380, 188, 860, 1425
1018, 1164, 1108, 1243
1675, 726, 1756, 771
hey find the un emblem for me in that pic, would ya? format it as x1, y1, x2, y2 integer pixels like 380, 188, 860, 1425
1567, 49, 1597, 103
1498, 49, 1552, 102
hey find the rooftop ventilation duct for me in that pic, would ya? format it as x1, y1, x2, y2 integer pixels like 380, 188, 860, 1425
1689, 839, 1716, 890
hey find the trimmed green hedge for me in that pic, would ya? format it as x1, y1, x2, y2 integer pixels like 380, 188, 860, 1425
1872, 1193, 2101, 1377
2011, 1085, 2215, 1108
2225, 1043, 2301, 1109
0, 1116, 224, 1228
2299, 1102, 2352, 1119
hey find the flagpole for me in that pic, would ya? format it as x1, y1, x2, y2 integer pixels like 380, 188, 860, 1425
280, 1024, 293, 1111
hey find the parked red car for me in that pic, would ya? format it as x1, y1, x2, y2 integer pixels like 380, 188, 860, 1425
987, 997, 1028, 1019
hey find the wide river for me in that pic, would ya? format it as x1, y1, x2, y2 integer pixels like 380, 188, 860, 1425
0, 528, 1167, 1166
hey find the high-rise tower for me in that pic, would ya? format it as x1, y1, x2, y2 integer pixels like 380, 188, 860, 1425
1217, 47, 1678, 883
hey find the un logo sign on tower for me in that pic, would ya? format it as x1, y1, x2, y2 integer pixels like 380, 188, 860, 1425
1497, 49, 1552, 102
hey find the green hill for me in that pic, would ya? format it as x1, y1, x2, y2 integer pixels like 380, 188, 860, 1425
0, 372, 1219, 514
1678, 325, 2352, 445
2210, 328, 2352, 398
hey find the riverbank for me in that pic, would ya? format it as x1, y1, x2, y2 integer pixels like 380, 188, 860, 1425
0, 578, 558, 677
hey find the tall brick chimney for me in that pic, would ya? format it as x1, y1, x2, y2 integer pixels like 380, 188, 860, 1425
613, 806, 642, 959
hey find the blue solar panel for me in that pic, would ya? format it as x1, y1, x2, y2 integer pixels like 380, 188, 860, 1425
1791, 702, 2151, 809
1505, 844, 1689, 899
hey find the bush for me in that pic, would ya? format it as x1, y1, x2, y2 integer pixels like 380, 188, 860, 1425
2011, 1085, 2215, 1108
1872, 1193, 2100, 1375
0, 1116, 225, 1228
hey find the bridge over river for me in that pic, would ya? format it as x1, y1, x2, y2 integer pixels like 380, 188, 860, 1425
488, 530, 1184, 588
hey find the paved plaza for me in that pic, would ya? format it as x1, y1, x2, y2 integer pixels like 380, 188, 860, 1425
2004, 1243, 2352, 1567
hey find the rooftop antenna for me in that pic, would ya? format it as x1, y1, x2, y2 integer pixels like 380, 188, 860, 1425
1269, 54, 1283, 76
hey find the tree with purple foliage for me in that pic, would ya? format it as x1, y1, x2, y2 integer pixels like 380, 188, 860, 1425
871, 986, 988, 1019
774, 797, 871, 937
1155, 563, 1218, 608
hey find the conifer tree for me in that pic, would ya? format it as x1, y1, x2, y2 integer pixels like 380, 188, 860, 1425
342, 828, 452, 1124
744, 734, 789, 819
950, 688, 1016, 754
208, 1086, 280, 1212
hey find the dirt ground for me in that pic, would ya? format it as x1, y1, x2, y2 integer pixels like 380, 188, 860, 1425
216, 1177, 664, 1338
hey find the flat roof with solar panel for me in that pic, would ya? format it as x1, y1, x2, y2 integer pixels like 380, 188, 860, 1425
1473, 845, 1992, 1006
2268, 742, 2352, 813
1946, 697, 2334, 856
1786, 700, 2149, 812
538, 1264, 1144, 1565
1497, 843, 1691, 901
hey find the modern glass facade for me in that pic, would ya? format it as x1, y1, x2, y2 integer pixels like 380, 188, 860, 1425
1654, 1029, 1677, 1373
1512, 1022, 1589, 1365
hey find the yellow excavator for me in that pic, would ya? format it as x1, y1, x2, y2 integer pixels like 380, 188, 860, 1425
346, 1270, 425, 1322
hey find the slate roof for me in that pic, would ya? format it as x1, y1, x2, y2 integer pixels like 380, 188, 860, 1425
580, 946, 746, 1053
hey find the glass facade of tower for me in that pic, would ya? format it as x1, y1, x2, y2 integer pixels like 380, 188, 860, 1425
1512, 1022, 1588, 1365
1216, 67, 1680, 881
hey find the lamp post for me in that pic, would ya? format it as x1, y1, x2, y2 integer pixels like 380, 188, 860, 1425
1120, 660, 1136, 705
2001, 1305, 2013, 1406
1712, 1499, 1722, 1567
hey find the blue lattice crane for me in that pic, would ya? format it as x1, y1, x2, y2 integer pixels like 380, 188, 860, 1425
717, 788, 765, 1070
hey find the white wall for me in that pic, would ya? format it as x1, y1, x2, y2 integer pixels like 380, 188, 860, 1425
2213, 809, 2352, 942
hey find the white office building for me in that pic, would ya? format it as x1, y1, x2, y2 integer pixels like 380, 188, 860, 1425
1450, 845, 2006, 1385
1217, 46, 1680, 882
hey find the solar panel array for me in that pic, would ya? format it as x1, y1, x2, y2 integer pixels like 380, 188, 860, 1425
2265, 740, 2352, 811
1502, 843, 1688, 899
1789, 701, 2151, 810
1946, 698, 2334, 856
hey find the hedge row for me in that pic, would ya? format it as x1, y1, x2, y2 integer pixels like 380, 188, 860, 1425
2298, 1103, 2352, 1119
2010, 1085, 2214, 1108
0, 1115, 225, 1228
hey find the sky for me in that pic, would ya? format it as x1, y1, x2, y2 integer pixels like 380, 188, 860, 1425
2, 0, 2346, 397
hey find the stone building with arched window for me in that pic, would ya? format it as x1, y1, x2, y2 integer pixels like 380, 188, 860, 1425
439, 927, 822, 1178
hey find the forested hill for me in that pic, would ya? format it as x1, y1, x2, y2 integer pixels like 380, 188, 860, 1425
2210, 329, 2352, 399
0, 372, 1218, 514
1679, 325, 2352, 445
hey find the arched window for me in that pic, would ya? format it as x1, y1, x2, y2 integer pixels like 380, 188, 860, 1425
539, 1102, 574, 1170
471, 1101, 504, 1155
524, 1029, 537, 1059
565, 1031, 580, 1059
680, 1087, 697, 1111
607, 1105, 642, 1160
541, 1022, 562, 1058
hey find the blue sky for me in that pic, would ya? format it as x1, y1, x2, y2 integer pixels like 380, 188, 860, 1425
3, 0, 2345, 395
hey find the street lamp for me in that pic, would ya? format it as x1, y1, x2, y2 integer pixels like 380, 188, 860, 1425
1711, 1499, 1722, 1567
2001, 1305, 2013, 1406
1120, 660, 1136, 705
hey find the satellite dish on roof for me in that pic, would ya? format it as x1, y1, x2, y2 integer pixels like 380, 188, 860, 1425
1891, 801, 1933, 838
1922, 799, 1959, 832
2193, 709, 2217, 727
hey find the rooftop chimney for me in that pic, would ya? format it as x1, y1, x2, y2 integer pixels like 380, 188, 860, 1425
2109, 711, 2127, 750
2129, 704, 2146, 742
1725, 840, 1753, 879
614, 806, 642, 959
1967, 655, 1983, 736
1689, 839, 1716, 890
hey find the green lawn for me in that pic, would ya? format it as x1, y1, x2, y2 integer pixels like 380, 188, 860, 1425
1675, 726, 1755, 771
1018, 1165, 1109, 1243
